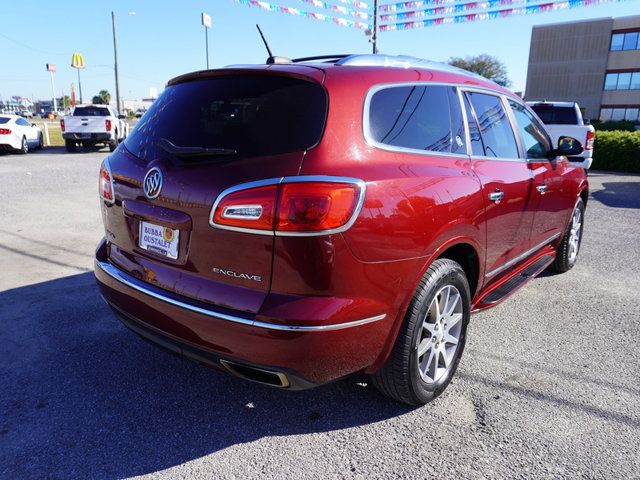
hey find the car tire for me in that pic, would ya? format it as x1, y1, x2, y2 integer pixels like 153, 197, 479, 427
371, 258, 471, 406
108, 139, 117, 152
551, 198, 585, 273
65, 140, 77, 153
37, 133, 44, 150
18, 136, 28, 154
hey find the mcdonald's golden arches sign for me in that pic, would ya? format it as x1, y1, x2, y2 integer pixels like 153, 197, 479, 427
71, 53, 85, 69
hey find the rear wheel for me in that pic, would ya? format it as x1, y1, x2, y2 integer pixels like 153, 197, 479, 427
65, 140, 77, 153
108, 138, 117, 152
18, 136, 28, 154
551, 198, 584, 273
371, 258, 470, 406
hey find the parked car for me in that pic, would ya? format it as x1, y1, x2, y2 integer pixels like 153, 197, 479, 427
526, 101, 595, 169
0, 114, 43, 153
95, 54, 588, 405
17, 110, 33, 119
61, 105, 128, 152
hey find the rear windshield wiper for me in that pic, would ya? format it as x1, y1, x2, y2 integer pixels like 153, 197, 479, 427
158, 138, 237, 157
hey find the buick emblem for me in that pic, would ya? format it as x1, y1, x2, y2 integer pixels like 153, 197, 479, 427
143, 168, 163, 199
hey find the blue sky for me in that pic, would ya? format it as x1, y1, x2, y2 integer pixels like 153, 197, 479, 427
1, 0, 639, 102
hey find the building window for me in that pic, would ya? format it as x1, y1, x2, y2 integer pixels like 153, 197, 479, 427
603, 72, 640, 90
600, 107, 640, 124
610, 31, 640, 51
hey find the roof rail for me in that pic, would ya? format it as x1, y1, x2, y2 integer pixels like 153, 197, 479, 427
335, 54, 493, 83
291, 54, 352, 63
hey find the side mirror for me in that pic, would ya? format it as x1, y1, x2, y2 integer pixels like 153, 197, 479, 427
31, 123, 36, 127
548, 136, 583, 158
117, 114, 126, 119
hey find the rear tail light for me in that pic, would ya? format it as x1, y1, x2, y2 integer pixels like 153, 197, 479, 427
210, 177, 365, 236
106, 119, 112, 131
60, 119, 65, 132
0, 128, 11, 135
99, 160, 115, 204
585, 130, 594, 150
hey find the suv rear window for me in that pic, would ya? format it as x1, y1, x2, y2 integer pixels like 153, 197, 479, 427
530, 105, 578, 125
124, 75, 328, 160
74, 107, 110, 117
0, 117, 10, 124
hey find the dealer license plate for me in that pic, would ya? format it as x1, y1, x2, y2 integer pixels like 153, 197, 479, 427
139, 221, 179, 259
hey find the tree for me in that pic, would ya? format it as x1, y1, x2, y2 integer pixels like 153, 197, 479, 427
92, 90, 111, 105
59, 95, 71, 109
447, 54, 511, 87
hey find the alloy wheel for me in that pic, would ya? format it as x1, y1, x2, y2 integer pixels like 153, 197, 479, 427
416, 284, 463, 384
568, 207, 582, 263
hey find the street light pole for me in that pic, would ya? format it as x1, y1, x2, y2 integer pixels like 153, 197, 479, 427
111, 11, 121, 115
372, 0, 378, 54
202, 12, 212, 69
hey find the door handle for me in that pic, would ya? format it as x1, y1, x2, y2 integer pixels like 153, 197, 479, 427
536, 184, 548, 194
488, 191, 505, 203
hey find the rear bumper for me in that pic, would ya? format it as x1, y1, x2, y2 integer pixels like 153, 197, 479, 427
568, 155, 593, 170
94, 239, 391, 387
63, 132, 111, 141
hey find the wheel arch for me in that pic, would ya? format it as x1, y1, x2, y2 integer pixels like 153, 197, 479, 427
367, 237, 482, 374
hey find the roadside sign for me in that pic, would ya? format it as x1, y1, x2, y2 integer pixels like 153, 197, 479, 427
46, 64, 56, 72
71, 53, 86, 69
202, 12, 211, 28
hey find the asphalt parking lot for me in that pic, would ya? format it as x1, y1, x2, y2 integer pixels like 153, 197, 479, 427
1, 148, 639, 479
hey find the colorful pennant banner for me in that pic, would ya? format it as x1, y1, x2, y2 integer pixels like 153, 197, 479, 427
379, 0, 628, 30
333, 0, 372, 10
233, 0, 371, 29
296, 0, 371, 18
380, 0, 540, 21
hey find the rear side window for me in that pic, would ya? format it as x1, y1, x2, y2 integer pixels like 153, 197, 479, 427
124, 75, 328, 160
74, 107, 110, 117
530, 105, 578, 125
466, 92, 519, 159
16, 118, 30, 126
367, 85, 466, 154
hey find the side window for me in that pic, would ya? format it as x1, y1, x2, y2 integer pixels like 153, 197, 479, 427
508, 100, 551, 159
466, 92, 519, 159
368, 85, 465, 154
462, 95, 485, 156
16, 118, 30, 126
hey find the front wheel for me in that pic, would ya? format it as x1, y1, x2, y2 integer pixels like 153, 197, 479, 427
551, 198, 585, 273
65, 140, 77, 153
371, 258, 471, 406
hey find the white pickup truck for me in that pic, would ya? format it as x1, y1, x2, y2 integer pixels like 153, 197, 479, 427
526, 101, 595, 169
61, 105, 128, 153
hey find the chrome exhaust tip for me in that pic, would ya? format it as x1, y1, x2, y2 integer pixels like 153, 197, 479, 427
220, 359, 290, 388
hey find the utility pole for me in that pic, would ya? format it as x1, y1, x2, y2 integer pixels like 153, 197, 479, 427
372, 0, 378, 54
202, 12, 212, 69
111, 11, 121, 115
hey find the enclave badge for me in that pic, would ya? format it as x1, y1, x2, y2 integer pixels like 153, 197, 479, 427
143, 167, 163, 199
213, 267, 262, 282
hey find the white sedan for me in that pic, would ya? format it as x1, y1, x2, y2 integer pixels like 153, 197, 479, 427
0, 114, 43, 154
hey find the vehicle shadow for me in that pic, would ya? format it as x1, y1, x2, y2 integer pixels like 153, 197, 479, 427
591, 182, 640, 209
0, 273, 411, 479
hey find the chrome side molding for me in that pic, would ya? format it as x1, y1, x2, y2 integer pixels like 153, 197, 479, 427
484, 232, 561, 279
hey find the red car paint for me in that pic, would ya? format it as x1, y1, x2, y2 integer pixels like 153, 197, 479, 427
95, 56, 588, 389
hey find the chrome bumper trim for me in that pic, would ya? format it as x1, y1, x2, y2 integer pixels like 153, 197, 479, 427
96, 259, 386, 332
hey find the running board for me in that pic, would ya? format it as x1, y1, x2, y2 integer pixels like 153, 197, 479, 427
474, 253, 555, 310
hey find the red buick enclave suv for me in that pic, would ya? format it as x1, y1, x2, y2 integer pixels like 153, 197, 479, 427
95, 54, 588, 405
